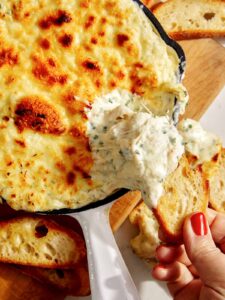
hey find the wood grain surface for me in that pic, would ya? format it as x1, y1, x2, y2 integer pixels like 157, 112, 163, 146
181, 39, 225, 121
0, 39, 225, 300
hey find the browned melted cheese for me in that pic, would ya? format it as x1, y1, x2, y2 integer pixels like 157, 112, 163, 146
0, 48, 18, 68
58, 33, 73, 48
0, 0, 182, 211
38, 10, 72, 30
32, 56, 68, 86
15, 97, 66, 135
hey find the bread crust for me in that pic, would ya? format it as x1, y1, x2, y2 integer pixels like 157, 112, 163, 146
209, 148, 225, 213
169, 30, 225, 41
152, 0, 225, 40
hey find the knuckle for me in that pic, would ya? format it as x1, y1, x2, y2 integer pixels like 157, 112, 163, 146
192, 242, 220, 265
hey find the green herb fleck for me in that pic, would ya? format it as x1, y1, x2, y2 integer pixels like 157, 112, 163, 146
169, 137, 176, 144
93, 135, 99, 140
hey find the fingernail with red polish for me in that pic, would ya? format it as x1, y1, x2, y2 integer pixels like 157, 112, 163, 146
191, 212, 208, 236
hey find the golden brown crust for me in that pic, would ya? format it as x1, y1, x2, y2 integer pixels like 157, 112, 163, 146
15, 96, 66, 135
0, 47, 19, 68
152, 207, 182, 244
38, 10, 72, 30
209, 148, 225, 213
169, 30, 225, 40
32, 56, 68, 86
151, 2, 164, 12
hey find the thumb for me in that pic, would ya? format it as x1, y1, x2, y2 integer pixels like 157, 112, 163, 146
183, 212, 225, 289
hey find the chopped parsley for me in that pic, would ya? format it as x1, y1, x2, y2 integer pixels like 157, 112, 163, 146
169, 137, 176, 144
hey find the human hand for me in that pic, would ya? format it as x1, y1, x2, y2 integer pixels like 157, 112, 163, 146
152, 208, 225, 300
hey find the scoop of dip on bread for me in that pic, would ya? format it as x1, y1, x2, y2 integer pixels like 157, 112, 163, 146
86, 89, 221, 208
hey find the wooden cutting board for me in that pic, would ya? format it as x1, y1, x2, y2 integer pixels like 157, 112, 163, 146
181, 38, 225, 120
0, 38, 225, 300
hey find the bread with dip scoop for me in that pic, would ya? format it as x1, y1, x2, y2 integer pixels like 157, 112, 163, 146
129, 151, 224, 260
129, 154, 208, 257
129, 119, 222, 249
152, 0, 225, 40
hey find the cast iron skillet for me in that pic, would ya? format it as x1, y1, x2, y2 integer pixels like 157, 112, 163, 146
41, 0, 186, 215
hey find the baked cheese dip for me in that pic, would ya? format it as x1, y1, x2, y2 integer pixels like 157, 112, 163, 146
0, 0, 188, 211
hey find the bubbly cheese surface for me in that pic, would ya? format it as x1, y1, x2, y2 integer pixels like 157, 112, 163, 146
0, 0, 187, 211
87, 90, 184, 208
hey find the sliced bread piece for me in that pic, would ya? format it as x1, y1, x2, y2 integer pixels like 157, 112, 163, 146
17, 264, 90, 297
129, 201, 160, 260
0, 216, 86, 268
153, 0, 225, 40
154, 155, 209, 243
209, 148, 225, 213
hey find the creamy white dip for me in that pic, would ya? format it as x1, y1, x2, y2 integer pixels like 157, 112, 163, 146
87, 90, 184, 208
178, 119, 221, 165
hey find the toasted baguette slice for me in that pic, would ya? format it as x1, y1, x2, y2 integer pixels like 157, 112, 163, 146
17, 264, 90, 297
153, 0, 225, 40
0, 216, 86, 268
209, 148, 225, 213
154, 155, 209, 243
129, 201, 160, 260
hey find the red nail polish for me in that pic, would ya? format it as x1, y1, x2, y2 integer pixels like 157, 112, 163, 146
191, 212, 208, 236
